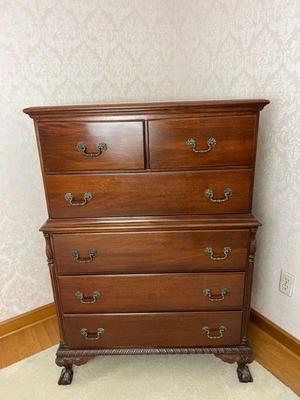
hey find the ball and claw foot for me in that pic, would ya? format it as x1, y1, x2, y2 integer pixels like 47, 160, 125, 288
237, 363, 253, 383
58, 366, 73, 385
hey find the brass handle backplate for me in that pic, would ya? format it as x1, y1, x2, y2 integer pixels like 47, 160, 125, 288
204, 188, 232, 202
202, 325, 227, 340
186, 137, 216, 153
72, 249, 97, 264
65, 192, 92, 206
205, 246, 231, 261
80, 327, 104, 340
76, 142, 108, 157
75, 291, 101, 304
203, 288, 229, 302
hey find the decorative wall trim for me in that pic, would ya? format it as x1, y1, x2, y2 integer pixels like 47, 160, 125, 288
0, 303, 56, 338
250, 309, 300, 358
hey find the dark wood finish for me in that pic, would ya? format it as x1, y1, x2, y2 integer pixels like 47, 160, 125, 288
23, 99, 269, 119
215, 351, 254, 382
25, 99, 269, 385
53, 230, 250, 275
240, 228, 257, 344
42, 215, 261, 233
63, 311, 243, 349
58, 273, 245, 313
38, 121, 145, 172
149, 115, 256, 169
46, 170, 252, 218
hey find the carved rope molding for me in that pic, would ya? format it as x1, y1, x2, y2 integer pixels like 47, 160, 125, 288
55, 345, 253, 366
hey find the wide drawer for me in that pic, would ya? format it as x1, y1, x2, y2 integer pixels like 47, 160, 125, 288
63, 311, 243, 348
37, 121, 145, 171
58, 273, 245, 313
46, 170, 252, 218
149, 115, 256, 169
53, 230, 250, 275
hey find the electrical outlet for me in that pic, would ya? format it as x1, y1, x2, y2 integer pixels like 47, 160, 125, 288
279, 271, 295, 297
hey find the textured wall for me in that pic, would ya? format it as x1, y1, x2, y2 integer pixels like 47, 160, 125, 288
175, 0, 300, 339
1, 0, 299, 340
0, 0, 176, 321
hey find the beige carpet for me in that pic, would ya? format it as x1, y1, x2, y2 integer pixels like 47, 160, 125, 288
0, 346, 298, 400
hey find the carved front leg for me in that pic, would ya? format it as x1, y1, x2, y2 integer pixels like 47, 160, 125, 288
56, 344, 94, 385
237, 363, 253, 383
215, 348, 254, 383
58, 364, 73, 385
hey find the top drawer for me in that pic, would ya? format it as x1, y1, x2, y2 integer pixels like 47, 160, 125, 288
37, 121, 145, 172
149, 115, 256, 169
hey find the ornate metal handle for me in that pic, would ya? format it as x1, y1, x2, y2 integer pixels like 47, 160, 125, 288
80, 327, 104, 340
204, 188, 232, 202
71, 249, 97, 264
75, 290, 101, 304
205, 246, 231, 261
202, 325, 227, 340
203, 288, 229, 302
65, 192, 92, 206
186, 137, 216, 153
76, 142, 108, 157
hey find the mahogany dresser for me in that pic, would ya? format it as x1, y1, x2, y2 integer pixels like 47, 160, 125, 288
24, 99, 269, 385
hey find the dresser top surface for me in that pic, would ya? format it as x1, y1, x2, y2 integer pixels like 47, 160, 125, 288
23, 99, 269, 118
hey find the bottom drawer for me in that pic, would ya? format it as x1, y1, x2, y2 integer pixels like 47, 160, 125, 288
63, 311, 243, 349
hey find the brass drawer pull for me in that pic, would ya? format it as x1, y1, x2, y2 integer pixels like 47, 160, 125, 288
80, 327, 104, 340
202, 325, 227, 340
186, 137, 216, 153
65, 192, 92, 206
76, 141, 108, 157
75, 290, 101, 304
203, 288, 229, 302
204, 188, 232, 202
205, 246, 231, 261
71, 249, 97, 264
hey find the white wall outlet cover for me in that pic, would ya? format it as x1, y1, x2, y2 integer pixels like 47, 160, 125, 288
279, 271, 295, 297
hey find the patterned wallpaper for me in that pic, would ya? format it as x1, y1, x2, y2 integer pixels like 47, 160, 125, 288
0, 0, 299, 339
0, 0, 176, 322
175, 0, 300, 339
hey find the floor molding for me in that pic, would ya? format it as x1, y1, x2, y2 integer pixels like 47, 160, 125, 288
250, 309, 300, 358
0, 303, 56, 338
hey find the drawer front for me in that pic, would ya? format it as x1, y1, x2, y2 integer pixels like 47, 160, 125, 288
58, 273, 245, 313
46, 170, 252, 218
37, 121, 145, 171
53, 230, 250, 275
63, 311, 243, 348
149, 116, 256, 169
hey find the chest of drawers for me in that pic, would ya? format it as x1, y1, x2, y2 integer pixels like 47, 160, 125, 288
24, 99, 269, 385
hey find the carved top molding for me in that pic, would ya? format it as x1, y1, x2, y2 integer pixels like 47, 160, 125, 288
23, 99, 270, 120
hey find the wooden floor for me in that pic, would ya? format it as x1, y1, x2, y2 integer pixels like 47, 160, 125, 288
0, 317, 299, 395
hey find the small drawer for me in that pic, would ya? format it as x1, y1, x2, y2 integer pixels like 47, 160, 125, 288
37, 121, 145, 171
58, 272, 245, 313
53, 230, 250, 275
45, 170, 252, 218
149, 115, 256, 169
63, 311, 243, 349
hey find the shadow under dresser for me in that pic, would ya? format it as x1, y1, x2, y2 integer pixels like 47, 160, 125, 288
24, 99, 269, 385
